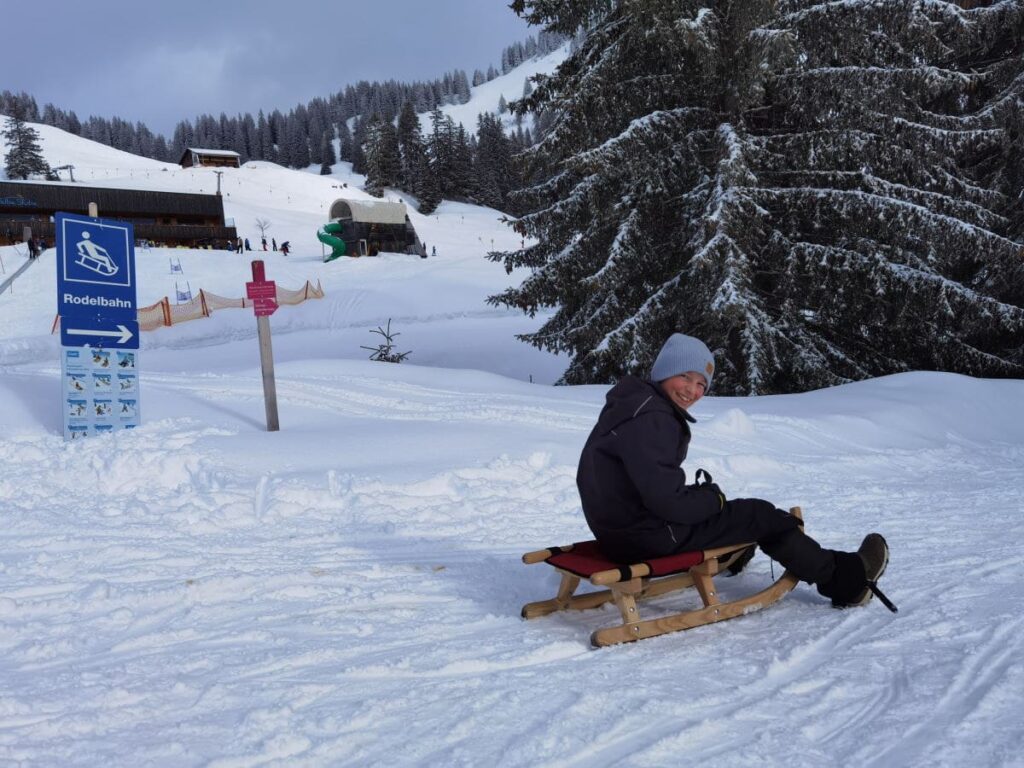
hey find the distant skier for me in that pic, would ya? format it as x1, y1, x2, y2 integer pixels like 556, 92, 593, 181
272, 238, 277, 251
280, 241, 290, 256
261, 237, 268, 251
244, 238, 252, 251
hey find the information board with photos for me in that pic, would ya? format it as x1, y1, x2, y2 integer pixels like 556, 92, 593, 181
61, 347, 140, 440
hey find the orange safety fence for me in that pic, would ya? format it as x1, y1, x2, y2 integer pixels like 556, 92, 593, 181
52, 280, 324, 334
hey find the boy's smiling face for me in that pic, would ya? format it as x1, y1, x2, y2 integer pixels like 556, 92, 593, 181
659, 371, 707, 411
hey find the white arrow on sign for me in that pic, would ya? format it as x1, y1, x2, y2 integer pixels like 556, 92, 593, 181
67, 324, 135, 344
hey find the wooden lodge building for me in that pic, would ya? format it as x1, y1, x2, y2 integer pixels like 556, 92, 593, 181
328, 198, 420, 256
0, 181, 237, 248
178, 148, 241, 169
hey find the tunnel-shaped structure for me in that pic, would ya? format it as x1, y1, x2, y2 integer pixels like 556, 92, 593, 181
325, 198, 420, 256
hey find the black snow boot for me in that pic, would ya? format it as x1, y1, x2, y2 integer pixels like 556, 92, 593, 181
818, 551, 866, 606
855, 533, 897, 612
824, 533, 897, 613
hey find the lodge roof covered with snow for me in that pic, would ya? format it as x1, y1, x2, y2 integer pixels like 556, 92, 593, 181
329, 198, 409, 225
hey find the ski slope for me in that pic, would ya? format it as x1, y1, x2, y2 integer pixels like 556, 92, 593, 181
1, 77, 1024, 767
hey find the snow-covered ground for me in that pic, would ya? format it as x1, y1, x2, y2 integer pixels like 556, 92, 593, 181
2, 85, 1024, 766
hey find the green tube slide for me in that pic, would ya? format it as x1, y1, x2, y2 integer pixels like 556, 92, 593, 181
317, 221, 347, 262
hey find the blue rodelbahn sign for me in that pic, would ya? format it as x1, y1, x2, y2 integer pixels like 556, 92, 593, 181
56, 212, 142, 440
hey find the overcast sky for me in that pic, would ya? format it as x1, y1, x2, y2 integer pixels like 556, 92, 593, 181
2, 1, 533, 137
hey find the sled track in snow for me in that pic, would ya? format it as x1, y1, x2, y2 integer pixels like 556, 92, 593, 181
143, 371, 598, 431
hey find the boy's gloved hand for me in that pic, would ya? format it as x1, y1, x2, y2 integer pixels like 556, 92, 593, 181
694, 468, 726, 510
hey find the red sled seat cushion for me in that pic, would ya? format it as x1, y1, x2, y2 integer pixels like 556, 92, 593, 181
547, 541, 705, 579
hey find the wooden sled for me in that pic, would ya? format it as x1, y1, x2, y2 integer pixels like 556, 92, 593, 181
521, 507, 803, 647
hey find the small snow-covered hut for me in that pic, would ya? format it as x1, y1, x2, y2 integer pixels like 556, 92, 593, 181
179, 148, 241, 169
327, 198, 420, 256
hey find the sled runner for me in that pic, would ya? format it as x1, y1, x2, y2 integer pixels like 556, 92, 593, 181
521, 507, 803, 647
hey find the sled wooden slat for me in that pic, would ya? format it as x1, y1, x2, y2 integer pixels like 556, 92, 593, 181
521, 507, 803, 647
590, 570, 800, 647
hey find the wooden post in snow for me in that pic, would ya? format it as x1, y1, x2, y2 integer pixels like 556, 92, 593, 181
246, 260, 280, 431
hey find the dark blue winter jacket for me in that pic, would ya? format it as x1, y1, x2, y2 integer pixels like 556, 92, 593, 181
576, 375, 723, 562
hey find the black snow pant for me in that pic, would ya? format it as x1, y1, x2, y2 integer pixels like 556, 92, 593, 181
669, 498, 842, 596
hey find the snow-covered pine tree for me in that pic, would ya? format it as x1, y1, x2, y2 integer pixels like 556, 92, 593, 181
363, 113, 401, 197
475, 112, 519, 211
474, 113, 504, 209
0, 91, 39, 122
306, 100, 330, 165
381, 116, 402, 186
319, 129, 336, 175
351, 115, 368, 174
269, 110, 286, 162
135, 122, 154, 158
442, 72, 455, 105
428, 108, 455, 196
40, 104, 59, 127
255, 111, 271, 162
197, 116, 212, 150
217, 113, 231, 150
418, 161, 443, 215
537, 29, 568, 55
451, 124, 476, 200
242, 113, 258, 161
288, 114, 312, 168
153, 135, 169, 162
363, 115, 386, 197
491, 0, 794, 388
397, 101, 430, 199
748, 0, 1024, 388
455, 71, 472, 103
308, 123, 324, 167
3, 104, 51, 179
277, 117, 293, 166
336, 119, 352, 163
231, 121, 248, 163
491, 0, 1024, 392
292, 104, 311, 147
169, 121, 188, 160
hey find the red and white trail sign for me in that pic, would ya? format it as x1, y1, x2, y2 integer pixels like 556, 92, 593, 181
253, 298, 277, 317
246, 261, 278, 317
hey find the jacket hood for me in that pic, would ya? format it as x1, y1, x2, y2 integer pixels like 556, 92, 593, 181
594, 375, 695, 436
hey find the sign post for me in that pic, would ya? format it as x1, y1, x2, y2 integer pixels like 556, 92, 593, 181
56, 211, 140, 440
246, 260, 279, 431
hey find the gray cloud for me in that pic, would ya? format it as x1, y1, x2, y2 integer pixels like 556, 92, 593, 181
2, 1, 532, 135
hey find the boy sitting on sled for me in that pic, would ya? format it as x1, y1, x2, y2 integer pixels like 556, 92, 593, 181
576, 333, 895, 611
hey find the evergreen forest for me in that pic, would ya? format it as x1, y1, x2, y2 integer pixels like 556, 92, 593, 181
0, 31, 567, 215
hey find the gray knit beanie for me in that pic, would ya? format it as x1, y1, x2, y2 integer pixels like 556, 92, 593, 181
650, 333, 715, 389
